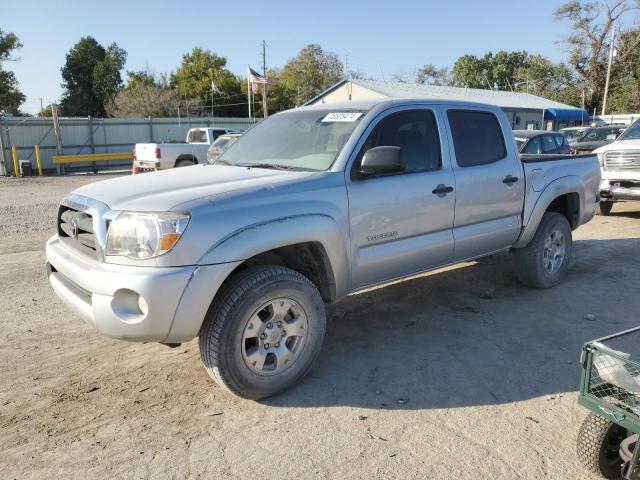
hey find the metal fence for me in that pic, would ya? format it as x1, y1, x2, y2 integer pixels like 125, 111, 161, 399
0, 116, 257, 175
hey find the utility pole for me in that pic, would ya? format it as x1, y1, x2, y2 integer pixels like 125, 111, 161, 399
51, 104, 63, 175
602, 25, 616, 116
39, 97, 43, 113
262, 40, 268, 118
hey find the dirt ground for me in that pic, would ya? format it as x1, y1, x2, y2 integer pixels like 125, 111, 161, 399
1, 174, 639, 479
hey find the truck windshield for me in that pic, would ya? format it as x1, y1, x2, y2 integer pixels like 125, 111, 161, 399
617, 120, 640, 140
217, 110, 365, 171
563, 129, 587, 142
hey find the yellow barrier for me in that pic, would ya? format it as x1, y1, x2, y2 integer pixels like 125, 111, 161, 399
52, 151, 134, 164
35, 145, 43, 176
11, 146, 19, 177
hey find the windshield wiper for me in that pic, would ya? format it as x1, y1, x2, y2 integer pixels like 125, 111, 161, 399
241, 163, 299, 171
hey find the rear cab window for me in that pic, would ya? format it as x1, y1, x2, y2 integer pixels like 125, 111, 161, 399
188, 129, 208, 143
446, 110, 506, 166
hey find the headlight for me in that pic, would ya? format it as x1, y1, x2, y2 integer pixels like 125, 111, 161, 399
105, 212, 190, 259
597, 153, 605, 166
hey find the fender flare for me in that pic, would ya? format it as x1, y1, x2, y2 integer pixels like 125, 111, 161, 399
513, 175, 584, 248
198, 214, 350, 299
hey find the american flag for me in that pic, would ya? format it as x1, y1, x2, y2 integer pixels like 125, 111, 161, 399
249, 67, 273, 87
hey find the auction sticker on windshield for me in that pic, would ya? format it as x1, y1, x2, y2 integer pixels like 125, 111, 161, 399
321, 112, 363, 122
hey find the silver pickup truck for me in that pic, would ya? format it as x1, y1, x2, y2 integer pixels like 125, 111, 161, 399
46, 99, 600, 399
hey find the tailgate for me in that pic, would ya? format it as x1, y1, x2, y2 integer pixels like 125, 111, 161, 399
135, 143, 159, 162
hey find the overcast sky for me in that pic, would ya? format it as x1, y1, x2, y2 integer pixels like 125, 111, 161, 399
5, 0, 577, 114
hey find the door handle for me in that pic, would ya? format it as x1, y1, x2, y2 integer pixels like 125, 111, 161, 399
432, 184, 454, 195
503, 175, 519, 185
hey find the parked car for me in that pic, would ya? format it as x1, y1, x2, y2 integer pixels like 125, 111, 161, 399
570, 125, 626, 153
593, 118, 640, 215
560, 126, 591, 144
513, 130, 572, 155
207, 133, 242, 164
46, 99, 600, 399
133, 127, 239, 173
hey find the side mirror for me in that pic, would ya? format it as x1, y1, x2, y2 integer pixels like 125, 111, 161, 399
606, 134, 617, 141
359, 146, 404, 177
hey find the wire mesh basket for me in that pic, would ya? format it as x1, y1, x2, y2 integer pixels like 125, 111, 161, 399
580, 327, 640, 430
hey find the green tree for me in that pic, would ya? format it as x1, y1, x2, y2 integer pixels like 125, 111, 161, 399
107, 69, 198, 117
415, 64, 452, 86
555, 0, 640, 112
280, 44, 344, 106
0, 29, 25, 115
451, 51, 529, 90
59, 36, 127, 117
37, 104, 54, 117
606, 28, 640, 113
515, 55, 583, 106
170, 48, 244, 116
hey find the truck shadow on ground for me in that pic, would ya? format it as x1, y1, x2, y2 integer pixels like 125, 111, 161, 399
264, 238, 640, 410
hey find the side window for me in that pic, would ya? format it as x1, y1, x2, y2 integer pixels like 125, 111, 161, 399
447, 110, 506, 167
354, 109, 441, 174
523, 136, 542, 154
554, 135, 565, 147
542, 135, 557, 153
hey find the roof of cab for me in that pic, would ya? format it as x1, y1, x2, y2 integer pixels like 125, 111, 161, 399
295, 97, 504, 113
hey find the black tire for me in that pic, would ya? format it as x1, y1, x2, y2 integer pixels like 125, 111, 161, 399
577, 413, 628, 479
199, 265, 326, 399
175, 158, 195, 168
598, 202, 614, 216
514, 212, 572, 289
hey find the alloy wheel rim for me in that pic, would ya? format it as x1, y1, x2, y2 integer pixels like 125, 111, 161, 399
241, 298, 308, 376
543, 229, 566, 274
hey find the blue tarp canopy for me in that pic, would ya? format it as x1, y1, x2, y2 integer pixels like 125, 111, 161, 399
544, 108, 590, 121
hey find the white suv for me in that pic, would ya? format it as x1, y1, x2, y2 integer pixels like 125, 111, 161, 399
594, 119, 640, 215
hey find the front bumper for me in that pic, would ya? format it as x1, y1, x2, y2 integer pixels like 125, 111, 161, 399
46, 235, 240, 342
600, 179, 640, 201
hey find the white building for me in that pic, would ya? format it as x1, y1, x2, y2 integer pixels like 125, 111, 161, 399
305, 79, 589, 131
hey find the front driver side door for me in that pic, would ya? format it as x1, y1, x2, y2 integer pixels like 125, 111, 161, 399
347, 107, 456, 289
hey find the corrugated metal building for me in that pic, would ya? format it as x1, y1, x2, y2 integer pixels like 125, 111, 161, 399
305, 79, 589, 131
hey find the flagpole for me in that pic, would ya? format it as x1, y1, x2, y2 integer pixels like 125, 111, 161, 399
247, 66, 252, 121
262, 40, 268, 118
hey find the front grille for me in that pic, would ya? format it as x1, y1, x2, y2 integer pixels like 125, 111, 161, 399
604, 150, 640, 171
57, 205, 98, 259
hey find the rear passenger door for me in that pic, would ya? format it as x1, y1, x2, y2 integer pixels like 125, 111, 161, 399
443, 108, 524, 260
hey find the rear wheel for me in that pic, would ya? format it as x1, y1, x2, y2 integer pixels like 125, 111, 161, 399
577, 413, 628, 479
199, 265, 326, 399
175, 158, 195, 168
598, 202, 614, 216
515, 212, 572, 289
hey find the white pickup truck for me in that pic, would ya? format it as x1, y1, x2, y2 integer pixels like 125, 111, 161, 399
47, 99, 600, 399
593, 118, 640, 215
133, 127, 238, 173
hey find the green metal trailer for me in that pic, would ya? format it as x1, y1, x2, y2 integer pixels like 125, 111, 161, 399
578, 326, 640, 479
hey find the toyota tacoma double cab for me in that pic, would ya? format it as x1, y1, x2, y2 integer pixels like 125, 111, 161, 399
46, 99, 601, 399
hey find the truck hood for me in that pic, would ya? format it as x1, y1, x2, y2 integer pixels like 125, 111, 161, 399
71, 164, 314, 211
594, 139, 640, 154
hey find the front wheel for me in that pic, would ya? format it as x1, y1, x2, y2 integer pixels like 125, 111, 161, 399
199, 265, 326, 399
598, 202, 614, 216
577, 413, 628, 479
514, 212, 572, 289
